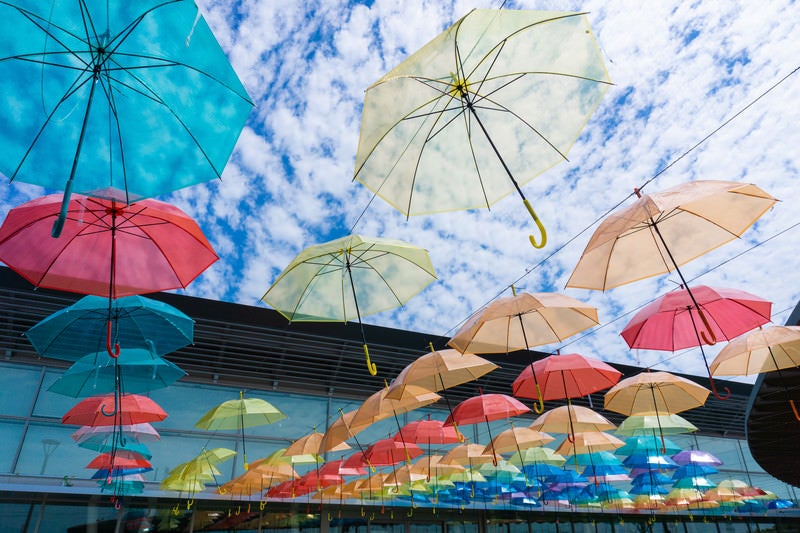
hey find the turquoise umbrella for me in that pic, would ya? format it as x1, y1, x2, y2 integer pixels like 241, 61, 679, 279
48, 347, 186, 397
26, 295, 193, 360
0, 1, 253, 235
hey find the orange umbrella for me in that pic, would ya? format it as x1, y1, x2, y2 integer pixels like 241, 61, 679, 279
441, 443, 496, 466
529, 405, 615, 436
385, 347, 497, 399
351, 385, 441, 428
554, 431, 625, 456
483, 425, 554, 455
604, 371, 710, 416
319, 409, 373, 454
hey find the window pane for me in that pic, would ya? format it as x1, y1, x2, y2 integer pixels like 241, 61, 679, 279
0, 363, 40, 417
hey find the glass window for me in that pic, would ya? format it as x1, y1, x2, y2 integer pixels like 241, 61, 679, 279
33, 367, 71, 418
0, 420, 24, 472
0, 363, 41, 417
14, 422, 95, 478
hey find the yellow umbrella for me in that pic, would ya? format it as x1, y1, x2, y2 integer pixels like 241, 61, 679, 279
567, 180, 777, 291
604, 371, 710, 416
615, 412, 697, 437
554, 431, 625, 456
353, 9, 612, 247
507, 446, 566, 467
262, 234, 437, 375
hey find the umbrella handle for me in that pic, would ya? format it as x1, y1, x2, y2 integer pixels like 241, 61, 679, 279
106, 320, 120, 358
708, 375, 731, 400
790, 400, 800, 422
51, 181, 74, 238
260, 500, 267, 511
364, 344, 377, 376
100, 395, 118, 417
533, 385, 545, 414
407, 508, 414, 517
697, 308, 717, 345
524, 200, 547, 249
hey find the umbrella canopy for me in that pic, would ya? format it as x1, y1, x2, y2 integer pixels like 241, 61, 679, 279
616, 413, 698, 437
604, 371, 710, 416
512, 352, 622, 401
385, 349, 497, 399
62, 393, 167, 426
529, 405, 615, 435
363, 438, 423, 467
47, 348, 186, 397
353, 9, 611, 247
616, 435, 682, 456
672, 450, 723, 466
0, 1, 252, 234
26, 294, 193, 361
485, 426, 554, 455
0, 194, 218, 297
441, 443, 496, 466
352, 385, 441, 428
710, 325, 800, 376
319, 409, 373, 453
554, 431, 625, 456
286, 429, 350, 457
445, 393, 530, 426
448, 291, 599, 354
71, 423, 160, 445
262, 234, 436, 374
621, 285, 772, 351
566, 180, 777, 290
86, 451, 151, 470
395, 417, 461, 445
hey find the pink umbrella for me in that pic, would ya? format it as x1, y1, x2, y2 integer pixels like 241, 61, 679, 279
620, 285, 771, 399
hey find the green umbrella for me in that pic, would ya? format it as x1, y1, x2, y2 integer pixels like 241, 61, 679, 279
0, 1, 253, 235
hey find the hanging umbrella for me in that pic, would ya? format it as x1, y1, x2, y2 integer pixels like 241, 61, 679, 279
262, 234, 436, 375
71, 422, 160, 445
604, 371, 710, 416
86, 451, 151, 471
318, 409, 373, 454
353, 8, 611, 247
385, 348, 497, 399
395, 417, 461, 446
554, 431, 625, 457
448, 289, 598, 411
529, 405, 615, 437
0, 194, 218, 298
62, 393, 167, 426
616, 413, 697, 437
621, 285, 772, 351
47, 347, 186, 397
0, 1, 253, 236
616, 435, 682, 456
195, 392, 286, 469
26, 294, 193, 361
351, 384, 441, 429
286, 428, 350, 458
710, 325, 800, 420
484, 426, 554, 455
362, 438, 423, 467
512, 352, 621, 419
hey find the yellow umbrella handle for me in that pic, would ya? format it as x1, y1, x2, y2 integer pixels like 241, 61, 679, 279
364, 344, 377, 375
524, 199, 547, 249
533, 384, 545, 414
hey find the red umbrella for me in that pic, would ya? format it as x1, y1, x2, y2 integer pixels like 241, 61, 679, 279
320, 458, 367, 477
62, 393, 167, 426
394, 417, 461, 445
86, 451, 152, 470
363, 438, 423, 467
445, 393, 530, 465
621, 285, 772, 351
512, 353, 622, 402
0, 193, 217, 298
621, 285, 771, 399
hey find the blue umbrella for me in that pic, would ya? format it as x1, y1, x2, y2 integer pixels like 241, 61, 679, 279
47, 347, 186, 397
26, 295, 193, 360
79, 437, 153, 460
767, 499, 795, 510
672, 464, 719, 479
91, 466, 152, 480
616, 435, 682, 456
0, 1, 253, 235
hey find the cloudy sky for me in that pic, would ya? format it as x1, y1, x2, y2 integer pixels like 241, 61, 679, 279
2, 0, 799, 384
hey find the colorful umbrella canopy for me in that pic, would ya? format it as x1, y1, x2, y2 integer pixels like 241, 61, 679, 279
385, 349, 497, 399
62, 393, 167, 426
0, 194, 218, 297
710, 325, 800, 376
604, 371, 710, 416
47, 348, 186, 397
448, 291, 599, 355
615, 413, 697, 437
395, 417, 461, 445
262, 234, 436, 374
441, 444, 496, 466
71, 423, 160, 445
672, 450, 722, 466
319, 409, 373, 454
554, 431, 625, 456
0, 1, 253, 235
566, 180, 777, 291
616, 435, 682, 456
620, 285, 772, 351
529, 405, 615, 435
484, 426, 554, 455
195, 393, 286, 469
362, 438, 423, 467
445, 394, 530, 426
352, 385, 441, 428
26, 294, 193, 360
286, 428, 350, 457
86, 451, 151, 470
353, 9, 611, 247
512, 352, 621, 402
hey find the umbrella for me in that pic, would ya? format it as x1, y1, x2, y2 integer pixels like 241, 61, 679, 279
351, 384, 441, 428
195, 392, 286, 469
621, 285, 772, 352
448, 289, 599, 411
710, 325, 800, 420
262, 234, 436, 375
0, 194, 218, 298
484, 426, 554, 455
0, 1, 253, 235
86, 451, 151, 471
672, 450, 722, 466
363, 438, 423, 467
385, 348, 497, 399
71, 423, 160, 445
512, 352, 621, 417
615, 413, 697, 437
25, 294, 193, 361
318, 409, 373, 454
554, 431, 625, 457
395, 417, 461, 446
61, 393, 167, 426
353, 8, 611, 247
565, 180, 777, 397
47, 347, 186, 397
528, 405, 615, 436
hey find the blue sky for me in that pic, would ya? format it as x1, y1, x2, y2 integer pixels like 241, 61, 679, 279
1, 0, 799, 382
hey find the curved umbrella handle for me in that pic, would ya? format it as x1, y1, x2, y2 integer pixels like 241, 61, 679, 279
708, 375, 731, 400
697, 308, 717, 345
100, 395, 118, 417
407, 508, 414, 517
533, 384, 545, 414
261, 500, 267, 511
106, 320, 120, 358
790, 400, 800, 422
524, 200, 547, 249
364, 344, 377, 376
